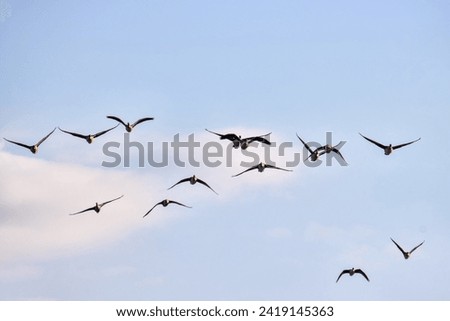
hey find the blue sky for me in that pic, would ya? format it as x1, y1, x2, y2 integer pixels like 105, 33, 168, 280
1, 0, 450, 300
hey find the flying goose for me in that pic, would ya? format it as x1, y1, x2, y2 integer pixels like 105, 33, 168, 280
232, 162, 292, 177
3, 127, 56, 154
58, 124, 118, 144
168, 175, 218, 194
69, 195, 124, 215
336, 268, 370, 283
314, 144, 346, 163
359, 133, 421, 155
390, 238, 424, 260
107, 115, 154, 132
143, 199, 192, 218
296, 133, 323, 161
205, 129, 271, 149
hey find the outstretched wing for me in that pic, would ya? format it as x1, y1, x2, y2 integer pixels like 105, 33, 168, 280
99, 195, 124, 207
167, 200, 192, 208
410, 240, 425, 254
3, 138, 33, 150
93, 124, 119, 138
359, 133, 387, 150
205, 129, 240, 142
296, 133, 314, 154
167, 177, 191, 190
196, 178, 219, 195
232, 164, 259, 177
69, 206, 96, 216
246, 133, 272, 145
390, 238, 407, 256
331, 147, 346, 163
36, 127, 56, 147
355, 269, 370, 282
336, 270, 350, 283
265, 164, 292, 172
132, 117, 154, 127
393, 138, 421, 150
58, 127, 88, 140
106, 115, 127, 126
143, 201, 164, 218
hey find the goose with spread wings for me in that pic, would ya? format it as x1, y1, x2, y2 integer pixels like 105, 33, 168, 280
336, 268, 370, 283
168, 175, 218, 194
69, 195, 124, 215
205, 129, 271, 149
359, 133, 421, 155
391, 238, 424, 260
107, 115, 154, 132
143, 199, 192, 218
3, 127, 56, 154
314, 143, 347, 163
59, 125, 118, 144
232, 162, 292, 177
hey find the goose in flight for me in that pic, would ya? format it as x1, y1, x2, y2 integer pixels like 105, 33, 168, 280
205, 129, 271, 149
107, 115, 154, 132
69, 195, 124, 215
390, 238, 424, 260
3, 127, 56, 154
296, 133, 323, 161
168, 175, 218, 194
58, 124, 118, 144
315, 144, 346, 163
359, 133, 421, 155
143, 199, 192, 218
232, 162, 292, 177
336, 268, 370, 283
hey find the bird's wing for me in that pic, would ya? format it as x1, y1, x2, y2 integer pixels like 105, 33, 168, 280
355, 269, 370, 282
36, 127, 56, 147
232, 164, 259, 177
296, 133, 314, 154
167, 178, 191, 190
196, 178, 219, 195
392, 138, 421, 150
390, 238, 407, 256
265, 164, 293, 172
205, 128, 223, 137
143, 201, 164, 218
167, 200, 192, 208
410, 240, 425, 254
69, 206, 96, 216
3, 138, 32, 150
359, 133, 387, 150
331, 147, 347, 163
132, 117, 154, 127
58, 127, 88, 139
99, 195, 124, 207
205, 129, 240, 141
336, 270, 350, 283
93, 124, 119, 138
247, 136, 271, 145
106, 115, 127, 126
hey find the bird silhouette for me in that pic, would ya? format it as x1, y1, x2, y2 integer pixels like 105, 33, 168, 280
107, 115, 154, 132
336, 268, 370, 283
168, 175, 218, 194
232, 162, 292, 177
359, 133, 420, 155
69, 195, 124, 215
391, 238, 424, 259
59, 125, 118, 144
143, 199, 192, 218
3, 127, 56, 154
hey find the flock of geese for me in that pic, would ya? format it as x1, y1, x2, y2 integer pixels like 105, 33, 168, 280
3, 114, 424, 285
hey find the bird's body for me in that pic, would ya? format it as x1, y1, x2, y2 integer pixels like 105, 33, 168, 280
232, 162, 292, 177
359, 133, 420, 155
391, 238, 424, 259
3, 127, 56, 154
107, 115, 154, 132
336, 268, 370, 282
168, 175, 218, 194
59, 125, 118, 144
143, 199, 191, 218
70, 195, 124, 215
